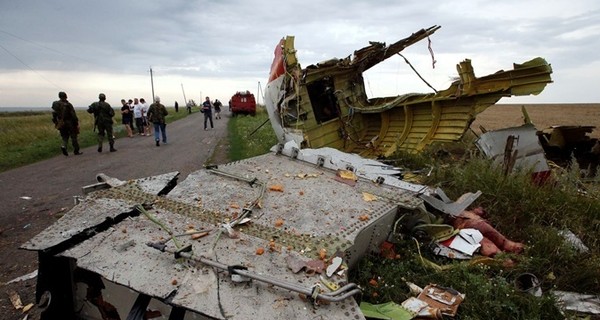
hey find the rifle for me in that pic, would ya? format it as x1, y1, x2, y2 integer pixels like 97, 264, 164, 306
87, 103, 99, 132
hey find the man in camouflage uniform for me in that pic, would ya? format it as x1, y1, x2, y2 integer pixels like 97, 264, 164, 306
87, 93, 116, 152
52, 91, 81, 156
147, 96, 169, 146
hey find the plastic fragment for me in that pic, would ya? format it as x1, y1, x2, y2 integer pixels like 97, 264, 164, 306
326, 257, 343, 277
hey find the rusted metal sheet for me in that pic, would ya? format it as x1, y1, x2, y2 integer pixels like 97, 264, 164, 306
24, 150, 428, 319
265, 26, 553, 157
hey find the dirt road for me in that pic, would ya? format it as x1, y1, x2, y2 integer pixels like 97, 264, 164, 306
0, 111, 229, 319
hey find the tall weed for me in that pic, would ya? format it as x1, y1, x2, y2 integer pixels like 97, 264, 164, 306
227, 107, 277, 161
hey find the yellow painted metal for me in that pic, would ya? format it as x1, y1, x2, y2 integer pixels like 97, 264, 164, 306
273, 27, 553, 158
395, 105, 414, 155
416, 101, 442, 152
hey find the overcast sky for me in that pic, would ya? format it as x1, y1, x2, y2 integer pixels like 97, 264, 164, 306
1, 0, 599, 109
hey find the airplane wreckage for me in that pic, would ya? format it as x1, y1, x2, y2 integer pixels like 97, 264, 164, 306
264, 25, 553, 157
23, 26, 557, 319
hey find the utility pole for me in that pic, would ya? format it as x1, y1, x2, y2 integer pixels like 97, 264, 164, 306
257, 81, 264, 105
149, 67, 155, 101
181, 83, 188, 105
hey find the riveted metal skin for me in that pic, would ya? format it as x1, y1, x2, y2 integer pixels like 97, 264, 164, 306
23, 150, 426, 320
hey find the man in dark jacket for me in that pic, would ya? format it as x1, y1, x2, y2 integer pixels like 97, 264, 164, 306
147, 96, 169, 146
52, 91, 81, 156
88, 93, 116, 152
202, 96, 214, 130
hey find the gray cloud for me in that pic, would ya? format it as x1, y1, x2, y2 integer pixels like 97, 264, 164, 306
1, 0, 599, 108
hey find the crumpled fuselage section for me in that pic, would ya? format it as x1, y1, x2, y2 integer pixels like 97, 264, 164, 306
266, 25, 553, 157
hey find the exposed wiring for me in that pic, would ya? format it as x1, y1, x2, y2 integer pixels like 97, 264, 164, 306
136, 204, 182, 249
397, 53, 438, 94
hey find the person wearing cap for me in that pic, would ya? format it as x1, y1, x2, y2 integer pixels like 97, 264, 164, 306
147, 96, 169, 146
51, 91, 82, 156
87, 93, 116, 152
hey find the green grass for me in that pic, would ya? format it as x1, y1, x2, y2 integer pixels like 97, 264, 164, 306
226, 106, 277, 161
349, 146, 600, 319
0, 107, 188, 172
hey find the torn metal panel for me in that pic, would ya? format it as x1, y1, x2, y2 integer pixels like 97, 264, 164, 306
22, 171, 180, 253
420, 187, 482, 217
265, 26, 553, 158
558, 229, 590, 253
553, 290, 600, 315
24, 151, 431, 319
274, 140, 430, 196
475, 123, 550, 174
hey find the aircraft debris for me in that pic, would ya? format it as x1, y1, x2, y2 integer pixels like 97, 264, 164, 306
538, 125, 600, 177
437, 228, 483, 256
265, 26, 553, 158
417, 284, 465, 317
420, 188, 482, 217
558, 229, 589, 253
552, 290, 600, 315
6, 270, 38, 285
475, 122, 551, 181
326, 256, 343, 277
402, 297, 443, 319
514, 273, 542, 297
360, 283, 464, 319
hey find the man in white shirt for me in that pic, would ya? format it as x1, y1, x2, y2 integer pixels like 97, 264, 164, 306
133, 98, 145, 136
140, 98, 152, 136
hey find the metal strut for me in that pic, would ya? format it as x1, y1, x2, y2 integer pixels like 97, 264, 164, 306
146, 243, 362, 303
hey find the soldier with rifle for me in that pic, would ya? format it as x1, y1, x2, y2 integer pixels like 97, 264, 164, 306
51, 91, 82, 156
87, 93, 117, 153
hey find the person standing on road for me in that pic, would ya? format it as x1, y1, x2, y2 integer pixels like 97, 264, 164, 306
174, 101, 179, 112
88, 93, 116, 153
51, 91, 82, 156
140, 98, 152, 136
202, 96, 214, 130
147, 96, 169, 146
133, 98, 145, 136
128, 99, 135, 132
120, 99, 134, 137
214, 99, 222, 119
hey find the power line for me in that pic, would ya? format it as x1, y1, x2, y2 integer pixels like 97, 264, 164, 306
0, 43, 63, 90
0, 28, 101, 67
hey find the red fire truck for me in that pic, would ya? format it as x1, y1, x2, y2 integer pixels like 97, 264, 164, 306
229, 90, 256, 116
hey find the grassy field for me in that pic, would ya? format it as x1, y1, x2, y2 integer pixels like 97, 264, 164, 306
473, 103, 600, 137
226, 106, 277, 161
0, 107, 188, 172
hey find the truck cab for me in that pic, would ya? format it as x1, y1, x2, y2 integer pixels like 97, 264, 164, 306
229, 90, 256, 116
